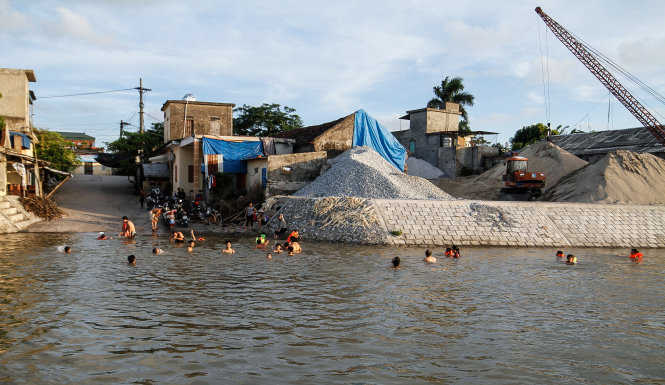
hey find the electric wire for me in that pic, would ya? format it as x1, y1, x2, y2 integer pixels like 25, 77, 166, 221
39, 88, 135, 99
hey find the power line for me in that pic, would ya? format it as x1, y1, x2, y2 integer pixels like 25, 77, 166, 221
39, 88, 135, 99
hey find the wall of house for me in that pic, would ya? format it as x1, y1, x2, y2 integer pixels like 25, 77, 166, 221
312, 114, 355, 157
425, 107, 460, 134
265, 151, 327, 196
163, 101, 233, 142
246, 158, 268, 194
0, 69, 31, 133
0, 155, 5, 196
73, 162, 113, 176
172, 145, 198, 196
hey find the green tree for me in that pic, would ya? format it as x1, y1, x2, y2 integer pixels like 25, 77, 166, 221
233, 103, 303, 136
427, 76, 475, 123
34, 129, 80, 173
106, 122, 164, 174
509, 123, 583, 150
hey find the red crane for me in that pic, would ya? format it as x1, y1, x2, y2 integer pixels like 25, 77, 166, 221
535, 6, 665, 147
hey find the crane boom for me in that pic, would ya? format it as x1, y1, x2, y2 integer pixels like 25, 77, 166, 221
535, 6, 665, 146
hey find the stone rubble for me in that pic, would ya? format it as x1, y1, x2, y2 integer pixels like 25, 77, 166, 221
406, 157, 445, 179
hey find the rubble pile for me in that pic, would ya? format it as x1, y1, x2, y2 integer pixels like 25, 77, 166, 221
20, 196, 64, 221
542, 150, 665, 204
406, 157, 445, 179
295, 146, 454, 200
436, 141, 587, 200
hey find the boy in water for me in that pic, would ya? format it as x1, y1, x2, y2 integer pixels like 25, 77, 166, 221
191, 230, 205, 241
444, 247, 453, 257
170, 231, 185, 243
152, 248, 164, 254
120, 216, 136, 239
127, 255, 136, 265
97, 232, 112, 240
392, 256, 401, 269
424, 249, 437, 263
255, 234, 270, 249
273, 243, 283, 253
287, 246, 295, 256
556, 250, 565, 258
566, 254, 577, 265
629, 248, 643, 260
187, 240, 195, 253
222, 241, 235, 254
266, 253, 273, 259
452, 246, 461, 259
64, 246, 71, 253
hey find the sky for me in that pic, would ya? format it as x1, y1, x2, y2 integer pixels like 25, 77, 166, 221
3, 0, 665, 148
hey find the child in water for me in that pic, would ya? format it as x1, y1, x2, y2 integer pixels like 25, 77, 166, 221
273, 244, 283, 253
266, 253, 273, 259
556, 250, 565, 258
187, 240, 195, 253
392, 256, 401, 269
444, 247, 453, 257
424, 249, 437, 263
565, 254, 577, 265
287, 246, 295, 256
222, 241, 235, 254
127, 255, 136, 265
452, 246, 461, 259
629, 248, 643, 260
152, 248, 164, 254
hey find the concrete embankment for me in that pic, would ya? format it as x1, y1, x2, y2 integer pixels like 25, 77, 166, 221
267, 196, 665, 248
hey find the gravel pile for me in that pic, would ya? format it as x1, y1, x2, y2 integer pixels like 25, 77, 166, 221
294, 146, 455, 200
406, 157, 445, 179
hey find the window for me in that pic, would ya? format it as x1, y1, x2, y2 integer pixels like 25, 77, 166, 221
185, 119, 194, 136
188, 165, 194, 183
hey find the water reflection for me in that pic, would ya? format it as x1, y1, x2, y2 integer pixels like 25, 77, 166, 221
1, 234, 664, 384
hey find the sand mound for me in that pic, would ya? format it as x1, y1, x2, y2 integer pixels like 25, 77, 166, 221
295, 146, 455, 200
436, 141, 588, 200
542, 151, 665, 204
406, 157, 445, 179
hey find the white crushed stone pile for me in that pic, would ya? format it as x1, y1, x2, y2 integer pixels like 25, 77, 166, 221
295, 146, 455, 200
406, 157, 445, 179
542, 150, 665, 204
436, 141, 587, 200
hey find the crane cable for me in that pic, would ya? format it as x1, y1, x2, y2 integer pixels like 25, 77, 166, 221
537, 16, 551, 125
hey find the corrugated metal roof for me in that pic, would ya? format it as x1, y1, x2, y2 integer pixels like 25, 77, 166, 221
550, 127, 665, 156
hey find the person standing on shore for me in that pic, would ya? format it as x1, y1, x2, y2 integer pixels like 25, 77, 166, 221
274, 214, 287, 239
150, 208, 162, 232
243, 203, 256, 232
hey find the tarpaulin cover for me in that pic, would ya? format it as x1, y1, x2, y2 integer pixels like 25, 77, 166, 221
352, 109, 406, 171
202, 137, 264, 173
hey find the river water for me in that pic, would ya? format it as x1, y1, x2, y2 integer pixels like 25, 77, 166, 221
1, 233, 664, 384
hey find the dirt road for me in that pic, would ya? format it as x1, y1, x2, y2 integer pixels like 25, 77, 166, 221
25, 175, 147, 233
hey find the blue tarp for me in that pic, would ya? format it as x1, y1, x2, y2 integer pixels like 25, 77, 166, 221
9, 132, 31, 150
201, 137, 264, 173
352, 109, 406, 171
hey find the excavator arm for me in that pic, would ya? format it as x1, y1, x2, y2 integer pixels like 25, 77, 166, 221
535, 7, 665, 147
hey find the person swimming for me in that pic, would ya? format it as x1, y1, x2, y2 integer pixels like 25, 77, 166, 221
222, 241, 235, 254
444, 247, 453, 257
629, 248, 643, 260
287, 246, 294, 256
266, 253, 273, 259
556, 250, 565, 258
392, 256, 401, 269
424, 249, 437, 263
452, 246, 461, 259
152, 248, 164, 254
97, 232, 110, 240
170, 231, 185, 243
566, 254, 577, 265
127, 255, 136, 265
255, 234, 269, 249
187, 240, 195, 253
273, 244, 283, 253
64, 246, 71, 253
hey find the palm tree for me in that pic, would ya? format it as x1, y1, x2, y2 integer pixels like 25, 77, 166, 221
427, 76, 475, 122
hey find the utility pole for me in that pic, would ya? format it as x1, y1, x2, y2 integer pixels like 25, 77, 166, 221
120, 120, 130, 137
135, 78, 151, 134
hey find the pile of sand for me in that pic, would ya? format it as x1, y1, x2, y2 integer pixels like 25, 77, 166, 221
436, 141, 588, 200
541, 150, 665, 204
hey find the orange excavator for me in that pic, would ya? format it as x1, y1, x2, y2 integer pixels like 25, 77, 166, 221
501, 154, 545, 199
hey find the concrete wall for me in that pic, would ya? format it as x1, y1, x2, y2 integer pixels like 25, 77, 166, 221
0, 68, 33, 133
313, 114, 355, 157
438, 147, 457, 178
163, 101, 234, 142
267, 196, 665, 248
266, 151, 327, 196
73, 162, 113, 176
246, 158, 268, 194
172, 145, 197, 196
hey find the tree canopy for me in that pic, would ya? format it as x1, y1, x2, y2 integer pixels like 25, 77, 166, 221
34, 129, 80, 173
106, 122, 164, 174
233, 103, 303, 136
510, 123, 585, 151
427, 76, 475, 122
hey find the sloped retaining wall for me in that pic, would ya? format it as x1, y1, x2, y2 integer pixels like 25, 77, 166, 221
267, 196, 665, 248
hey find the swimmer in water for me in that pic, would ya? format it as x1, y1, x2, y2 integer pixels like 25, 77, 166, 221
152, 248, 164, 254
255, 234, 269, 249
170, 231, 185, 243
452, 246, 461, 259
273, 243, 283, 253
287, 246, 294, 256
629, 248, 643, 260
187, 240, 195, 253
556, 250, 565, 258
97, 232, 111, 240
566, 254, 577, 265
392, 256, 401, 269
127, 255, 136, 265
444, 247, 453, 257
266, 253, 273, 259
424, 249, 436, 263
64, 246, 71, 253
191, 230, 205, 241
222, 241, 235, 254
